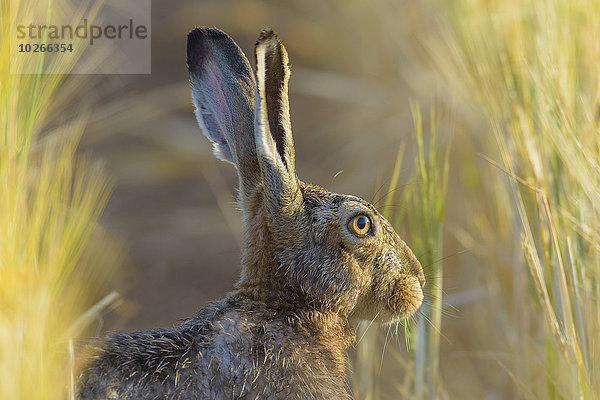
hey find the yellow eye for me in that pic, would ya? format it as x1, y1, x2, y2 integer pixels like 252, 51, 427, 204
348, 215, 371, 236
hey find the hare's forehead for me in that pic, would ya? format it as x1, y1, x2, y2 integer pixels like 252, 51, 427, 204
307, 194, 377, 220
300, 185, 381, 216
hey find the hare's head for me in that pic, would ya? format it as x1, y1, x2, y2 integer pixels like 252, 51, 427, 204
187, 28, 424, 323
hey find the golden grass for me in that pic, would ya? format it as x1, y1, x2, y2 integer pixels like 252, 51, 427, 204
0, 0, 120, 398
424, 0, 600, 397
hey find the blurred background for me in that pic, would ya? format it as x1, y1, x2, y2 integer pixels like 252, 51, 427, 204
50, 0, 597, 398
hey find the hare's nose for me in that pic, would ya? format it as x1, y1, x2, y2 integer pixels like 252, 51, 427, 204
412, 259, 425, 288
418, 270, 426, 288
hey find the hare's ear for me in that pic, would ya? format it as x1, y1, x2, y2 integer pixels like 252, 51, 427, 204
254, 29, 300, 213
187, 27, 260, 197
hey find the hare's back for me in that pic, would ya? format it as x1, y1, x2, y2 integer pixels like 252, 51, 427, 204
77, 297, 250, 399
78, 294, 350, 399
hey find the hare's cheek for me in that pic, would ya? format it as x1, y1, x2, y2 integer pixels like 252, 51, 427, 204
387, 276, 424, 317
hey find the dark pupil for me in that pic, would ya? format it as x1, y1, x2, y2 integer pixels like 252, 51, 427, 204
356, 216, 367, 230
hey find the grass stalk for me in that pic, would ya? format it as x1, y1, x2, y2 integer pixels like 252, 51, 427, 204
426, 0, 600, 396
0, 0, 120, 398
353, 104, 450, 400
409, 103, 450, 400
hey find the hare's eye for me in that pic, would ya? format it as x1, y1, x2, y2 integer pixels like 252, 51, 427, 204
348, 215, 371, 237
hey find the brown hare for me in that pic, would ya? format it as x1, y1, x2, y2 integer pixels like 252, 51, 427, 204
77, 27, 425, 399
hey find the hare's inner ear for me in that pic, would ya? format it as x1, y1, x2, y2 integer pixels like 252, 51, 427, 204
187, 27, 260, 197
254, 29, 300, 213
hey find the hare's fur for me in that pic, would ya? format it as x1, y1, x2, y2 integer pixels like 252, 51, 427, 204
77, 28, 424, 400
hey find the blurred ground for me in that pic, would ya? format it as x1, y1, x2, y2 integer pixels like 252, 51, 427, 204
77, 1, 510, 398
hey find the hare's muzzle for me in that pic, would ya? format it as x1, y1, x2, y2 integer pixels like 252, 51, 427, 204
389, 273, 424, 318
388, 248, 425, 318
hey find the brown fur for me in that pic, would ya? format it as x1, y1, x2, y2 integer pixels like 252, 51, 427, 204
76, 27, 424, 399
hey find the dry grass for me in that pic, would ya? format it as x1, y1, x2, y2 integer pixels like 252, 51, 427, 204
0, 0, 120, 398
421, 0, 600, 398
